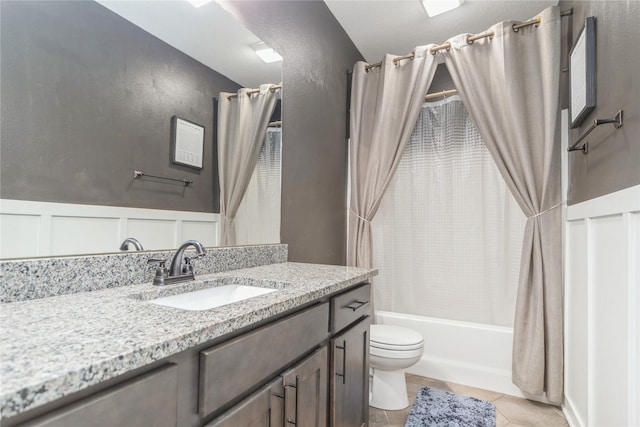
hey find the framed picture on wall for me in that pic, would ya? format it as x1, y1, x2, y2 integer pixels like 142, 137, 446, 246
569, 16, 596, 128
171, 116, 205, 169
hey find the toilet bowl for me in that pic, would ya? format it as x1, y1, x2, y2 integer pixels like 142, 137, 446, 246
369, 324, 424, 410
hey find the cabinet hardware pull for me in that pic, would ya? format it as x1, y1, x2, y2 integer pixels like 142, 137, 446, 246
286, 376, 299, 425
336, 340, 347, 385
345, 300, 368, 312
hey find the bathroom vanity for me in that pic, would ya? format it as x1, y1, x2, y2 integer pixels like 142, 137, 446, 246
0, 253, 376, 427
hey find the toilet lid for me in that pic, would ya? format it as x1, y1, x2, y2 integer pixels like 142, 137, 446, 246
370, 324, 424, 350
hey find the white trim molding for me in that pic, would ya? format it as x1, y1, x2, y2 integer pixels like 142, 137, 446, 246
563, 184, 640, 427
567, 185, 640, 221
0, 199, 219, 259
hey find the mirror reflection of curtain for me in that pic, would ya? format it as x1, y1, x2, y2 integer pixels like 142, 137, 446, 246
235, 127, 282, 245
218, 84, 279, 246
371, 96, 527, 327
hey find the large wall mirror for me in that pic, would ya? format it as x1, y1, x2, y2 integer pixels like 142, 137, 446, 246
0, 0, 282, 259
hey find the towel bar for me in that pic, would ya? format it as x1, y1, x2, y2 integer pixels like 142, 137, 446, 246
568, 110, 623, 154
133, 170, 193, 186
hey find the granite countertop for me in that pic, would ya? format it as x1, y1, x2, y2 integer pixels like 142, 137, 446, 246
0, 262, 377, 420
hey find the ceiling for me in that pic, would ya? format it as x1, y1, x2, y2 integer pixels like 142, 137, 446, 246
324, 0, 558, 63
96, 0, 282, 88
96, 0, 558, 86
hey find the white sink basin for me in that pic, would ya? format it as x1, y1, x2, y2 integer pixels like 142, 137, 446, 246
149, 285, 277, 311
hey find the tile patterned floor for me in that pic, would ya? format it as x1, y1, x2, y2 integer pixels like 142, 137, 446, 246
369, 374, 569, 427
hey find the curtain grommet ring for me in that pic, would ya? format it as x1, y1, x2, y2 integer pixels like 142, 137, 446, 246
429, 42, 451, 56
392, 53, 416, 66
466, 36, 474, 45
512, 17, 541, 33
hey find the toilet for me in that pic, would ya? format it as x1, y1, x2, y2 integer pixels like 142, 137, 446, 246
369, 324, 424, 410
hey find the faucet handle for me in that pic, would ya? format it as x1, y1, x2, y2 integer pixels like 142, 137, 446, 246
148, 258, 169, 286
182, 257, 193, 275
182, 249, 206, 274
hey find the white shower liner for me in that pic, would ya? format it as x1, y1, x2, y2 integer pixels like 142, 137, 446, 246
375, 310, 531, 399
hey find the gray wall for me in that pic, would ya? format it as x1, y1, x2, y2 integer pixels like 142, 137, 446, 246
428, 64, 456, 94
229, 1, 364, 265
559, 1, 640, 205
1, 1, 241, 213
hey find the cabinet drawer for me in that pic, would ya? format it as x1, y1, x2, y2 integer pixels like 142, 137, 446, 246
199, 302, 329, 418
331, 283, 371, 333
22, 364, 178, 427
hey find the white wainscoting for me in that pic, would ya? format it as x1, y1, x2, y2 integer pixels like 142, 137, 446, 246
563, 185, 640, 427
0, 199, 219, 258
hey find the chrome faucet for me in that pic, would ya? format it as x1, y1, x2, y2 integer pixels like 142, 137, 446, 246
169, 240, 206, 276
120, 237, 144, 251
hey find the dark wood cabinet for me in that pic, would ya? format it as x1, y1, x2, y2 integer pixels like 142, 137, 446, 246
210, 347, 328, 427
199, 303, 329, 419
204, 378, 284, 427
20, 364, 178, 427
331, 284, 371, 333
329, 283, 371, 427
282, 347, 327, 427
330, 317, 370, 427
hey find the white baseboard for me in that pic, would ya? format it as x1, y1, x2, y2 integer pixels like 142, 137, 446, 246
562, 394, 585, 427
407, 356, 554, 405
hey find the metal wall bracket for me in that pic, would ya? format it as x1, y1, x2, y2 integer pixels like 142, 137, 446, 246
133, 170, 193, 186
568, 110, 623, 154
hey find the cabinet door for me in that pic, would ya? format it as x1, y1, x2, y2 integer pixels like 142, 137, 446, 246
281, 347, 327, 427
330, 317, 370, 427
205, 378, 283, 427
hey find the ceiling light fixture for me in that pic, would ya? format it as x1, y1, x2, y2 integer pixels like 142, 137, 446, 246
421, 0, 463, 17
252, 42, 283, 64
187, 0, 213, 8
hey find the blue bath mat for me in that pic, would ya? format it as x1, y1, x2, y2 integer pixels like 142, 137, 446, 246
405, 386, 496, 427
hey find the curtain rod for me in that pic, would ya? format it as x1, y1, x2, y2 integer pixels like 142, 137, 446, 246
227, 84, 282, 100
268, 120, 282, 127
365, 15, 545, 72
424, 89, 458, 101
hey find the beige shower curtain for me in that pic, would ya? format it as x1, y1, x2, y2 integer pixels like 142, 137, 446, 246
348, 6, 563, 404
347, 45, 438, 268
442, 6, 563, 403
218, 84, 279, 246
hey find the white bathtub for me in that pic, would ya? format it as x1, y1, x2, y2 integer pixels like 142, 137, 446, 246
375, 310, 528, 398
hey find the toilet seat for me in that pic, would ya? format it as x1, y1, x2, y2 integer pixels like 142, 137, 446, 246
370, 340, 424, 351
370, 345, 424, 360
370, 325, 424, 350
